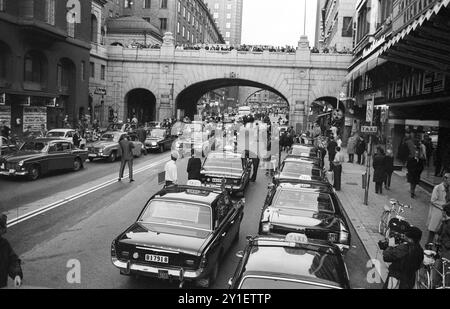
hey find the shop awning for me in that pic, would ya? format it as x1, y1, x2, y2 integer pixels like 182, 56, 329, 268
344, 51, 387, 84
379, 0, 450, 74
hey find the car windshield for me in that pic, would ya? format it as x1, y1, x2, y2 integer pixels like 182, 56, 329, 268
292, 147, 315, 156
20, 141, 47, 152
204, 153, 243, 171
273, 190, 334, 213
282, 162, 321, 177
101, 133, 120, 142
150, 129, 165, 138
239, 277, 335, 289
139, 200, 212, 231
46, 131, 66, 137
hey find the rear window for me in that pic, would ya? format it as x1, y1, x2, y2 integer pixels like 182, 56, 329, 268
46, 131, 65, 137
204, 153, 243, 171
273, 190, 334, 213
282, 162, 321, 177
140, 200, 212, 231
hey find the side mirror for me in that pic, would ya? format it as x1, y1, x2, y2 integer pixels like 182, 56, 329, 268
235, 251, 244, 258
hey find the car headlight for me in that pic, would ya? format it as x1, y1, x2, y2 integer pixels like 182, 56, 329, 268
18, 160, 24, 167
151, 142, 157, 146
261, 222, 271, 234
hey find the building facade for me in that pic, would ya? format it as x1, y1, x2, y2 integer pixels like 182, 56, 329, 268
0, 0, 92, 133
204, 0, 243, 45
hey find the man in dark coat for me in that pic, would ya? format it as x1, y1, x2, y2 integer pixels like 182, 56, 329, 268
373, 147, 387, 194
382, 226, 424, 289
187, 148, 202, 181
73, 130, 81, 148
327, 136, 338, 172
356, 136, 366, 165
407, 149, 424, 198
0, 214, 23, 288
118, 135, 135, 183
384, 149, 395, 190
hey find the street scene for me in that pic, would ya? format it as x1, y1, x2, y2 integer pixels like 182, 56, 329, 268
1, 0, 450, 292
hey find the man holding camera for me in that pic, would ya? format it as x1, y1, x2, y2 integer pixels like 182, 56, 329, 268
379, 226, 424, 289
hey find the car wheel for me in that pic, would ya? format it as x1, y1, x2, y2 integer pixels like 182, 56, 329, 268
28, 165, 40, 181
89, 158, 94, 162
73, 158, 82, 171
108, 151, 117, 162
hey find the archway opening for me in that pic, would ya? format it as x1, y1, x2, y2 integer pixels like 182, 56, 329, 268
176, 78, 289, 120
125, 89, 156, 124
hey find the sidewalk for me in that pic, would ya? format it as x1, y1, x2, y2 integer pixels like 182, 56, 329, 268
327, 158, 431, 282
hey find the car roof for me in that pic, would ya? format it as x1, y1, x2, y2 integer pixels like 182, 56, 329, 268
275, 182, 331, 193
153, 185, 221, 205
30, 138, 70, 143
48, 129, 73, 132
275, 181, 333, 192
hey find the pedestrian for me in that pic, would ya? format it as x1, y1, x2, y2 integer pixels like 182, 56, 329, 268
0, 120, 11, 140
118, 135, 135, 183
347, 133, 357, 163
327, 136, 338, 172
249, 150, 260, 182
406, 149, 424, 199
39, 124, 47, 138
164, 151, 178, 186
373, 147, 387, 194
137, 125, 147, 154
187, 148, 202, 181
434, 204, 450, 287
356, 136, 366, 165
381, 226, 424, 289
426, 172, 450, 244
131, 114, 138, 125
384, 149, 394, 190
22, 125, 33, 140
0, 214, 23, 288
72, 130, 81, 148
333, 146, 345, 191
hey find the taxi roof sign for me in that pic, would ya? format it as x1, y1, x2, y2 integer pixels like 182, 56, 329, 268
299, 175, 312, 181
187, 180, 202, 187
285, 233, 308, 245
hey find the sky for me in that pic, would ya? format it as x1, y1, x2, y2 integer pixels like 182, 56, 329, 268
241, 0, 318, 47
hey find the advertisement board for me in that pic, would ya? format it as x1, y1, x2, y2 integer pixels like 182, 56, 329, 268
23, 107, 47, 131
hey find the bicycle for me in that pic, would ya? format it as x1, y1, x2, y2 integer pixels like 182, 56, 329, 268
378, 199, 412, 240
416, 243, 450, 289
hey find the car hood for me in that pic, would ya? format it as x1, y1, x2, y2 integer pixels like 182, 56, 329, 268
263, 207, 340, 230
117, 222, 211, 256
1, 151, 44, 163
88, 141, 117, 148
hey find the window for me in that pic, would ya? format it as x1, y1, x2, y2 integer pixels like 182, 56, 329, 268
227, 4, 232, 9
81, 61, 85, 81
178, 1, 181, 12
24, 52, 45, 84
213, 12, 219, 19
378, 0, 393, 25
100, 65, 105, 80
226, 13, 232, 19
143, 0, 151, 9
0, 0, 6, 12
90, 62, 95, 78
356, 3, 371, 43
124, 0, 133, 8
226, 22, 231, 29
342, 17, 353, 37
225, 32, 230, 38
160, 0, 167, 9
44, 0, 55, 25
182, 26, 185, 37
57, 63, 62, 89
67, 21, 75, 38
214, 3, 219, 9
160, 18, 167, 31
177, 22, 180, 33
91, 14, 98, 43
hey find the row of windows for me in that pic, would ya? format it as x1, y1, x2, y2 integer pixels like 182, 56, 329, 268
89, 62, 106, 81
124, 0, 168, 9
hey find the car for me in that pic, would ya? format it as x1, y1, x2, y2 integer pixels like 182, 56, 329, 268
276, 157, 325, 180
111, 185, 245, 288
284, 154, 322, 169
145, 128, 176, 153
0, 136, 17, 156
201, 151, 252, 196
102, 122, 137, 134
46, 129, 87, 149
290, 144, 320, 158
258, 182, 351, 251
228, 233, 350, 289
87, 131, 144, 162
0, 138, 88, 181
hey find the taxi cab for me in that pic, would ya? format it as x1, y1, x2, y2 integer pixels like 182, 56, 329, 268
276, 157, 325, 181
228, 233, 350, 289
111, 185, 245, 288
200, 151, 252, 196
258, 183, 351, 251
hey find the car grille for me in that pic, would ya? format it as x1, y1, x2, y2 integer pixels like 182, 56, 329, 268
6, 163, 18, 171
89, 147, 102, 154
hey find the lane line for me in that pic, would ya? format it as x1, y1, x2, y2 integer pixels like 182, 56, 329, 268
7, 157, 169, 228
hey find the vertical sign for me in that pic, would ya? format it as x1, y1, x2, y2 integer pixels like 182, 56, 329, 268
0, 105, 11, 127
366, 97, 374, 123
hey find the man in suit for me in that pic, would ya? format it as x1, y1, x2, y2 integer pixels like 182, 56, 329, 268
187, 148, 202, 181
118, 135, 135, 183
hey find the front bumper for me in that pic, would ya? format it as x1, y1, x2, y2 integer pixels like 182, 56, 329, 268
0, 170, 28, 176
146, 144, 160, 150
111, 257, 204, 281
88, 153, 108, 159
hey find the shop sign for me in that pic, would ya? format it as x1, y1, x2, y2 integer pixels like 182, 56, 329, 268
387, 71, 446, 101
20, 97, 31, 106
23, 107, 47, 132
366, 97, 374, 123
361, 126, 378, 134
0, 105, 11, 127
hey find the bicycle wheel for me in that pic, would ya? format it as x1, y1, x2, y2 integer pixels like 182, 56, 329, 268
378, 211, 389, 235
415, 267, 431, 289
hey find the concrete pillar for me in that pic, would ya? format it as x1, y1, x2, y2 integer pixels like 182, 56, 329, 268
291, 101, 307, 133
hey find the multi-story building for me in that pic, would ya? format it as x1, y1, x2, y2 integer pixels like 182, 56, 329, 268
204, 0, 243, 45
345, 0, 450, 186
0, 0, 92, 132
121, 0, 224, 44
317, 0, 357, 51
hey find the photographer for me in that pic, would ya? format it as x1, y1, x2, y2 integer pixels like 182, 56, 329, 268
380, 226, 424, 289
0, 214, 23, 288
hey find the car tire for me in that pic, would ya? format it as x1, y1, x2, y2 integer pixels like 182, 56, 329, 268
73, 158, 82, 171
108, 151, 117, 163
28, 165, 40, 181
89, 158, 95, 162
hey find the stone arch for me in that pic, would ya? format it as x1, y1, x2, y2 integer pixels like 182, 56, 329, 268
124, 88, 157, 124
175, 78, 290, 119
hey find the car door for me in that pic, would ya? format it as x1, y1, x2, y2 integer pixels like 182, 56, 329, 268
47, 142, 69, 171
215, 198, 239, 255
61, 142, 75, 169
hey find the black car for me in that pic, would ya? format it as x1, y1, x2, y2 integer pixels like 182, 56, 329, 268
290, 144, 319, 158
258, 183, 350, 251
144, 128, 176, 153
111, 185, 245, 288
228, 234, 350, 289
201, 151, 252, 196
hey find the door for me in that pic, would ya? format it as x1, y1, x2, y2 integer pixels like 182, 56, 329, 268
61, 142, 75, 169
47, 142, 71, 171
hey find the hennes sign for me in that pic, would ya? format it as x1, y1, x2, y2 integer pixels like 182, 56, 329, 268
387, 71, 446, 101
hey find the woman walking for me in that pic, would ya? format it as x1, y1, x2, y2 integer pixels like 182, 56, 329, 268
373, 147, 387, 194
406, 149, 424, 199
384, 149, 394, 190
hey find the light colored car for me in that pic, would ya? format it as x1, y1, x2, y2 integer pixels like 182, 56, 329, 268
46, 129, 86, 149
87, 131, 144, 162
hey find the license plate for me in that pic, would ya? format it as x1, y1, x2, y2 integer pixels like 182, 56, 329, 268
145, 254, 169, 264
212, 178, 222, 183
9, 169, 15, 174
158, 270, 169, 280
88, 154, 97, 157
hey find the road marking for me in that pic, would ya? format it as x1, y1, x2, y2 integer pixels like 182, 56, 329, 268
6, 157, 169, 228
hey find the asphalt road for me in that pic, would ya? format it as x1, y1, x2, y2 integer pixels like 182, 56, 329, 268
1, 148, 381, 289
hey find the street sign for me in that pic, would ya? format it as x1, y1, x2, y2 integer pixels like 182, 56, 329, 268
361, 126, 378, 134
366, 98, 374, 122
